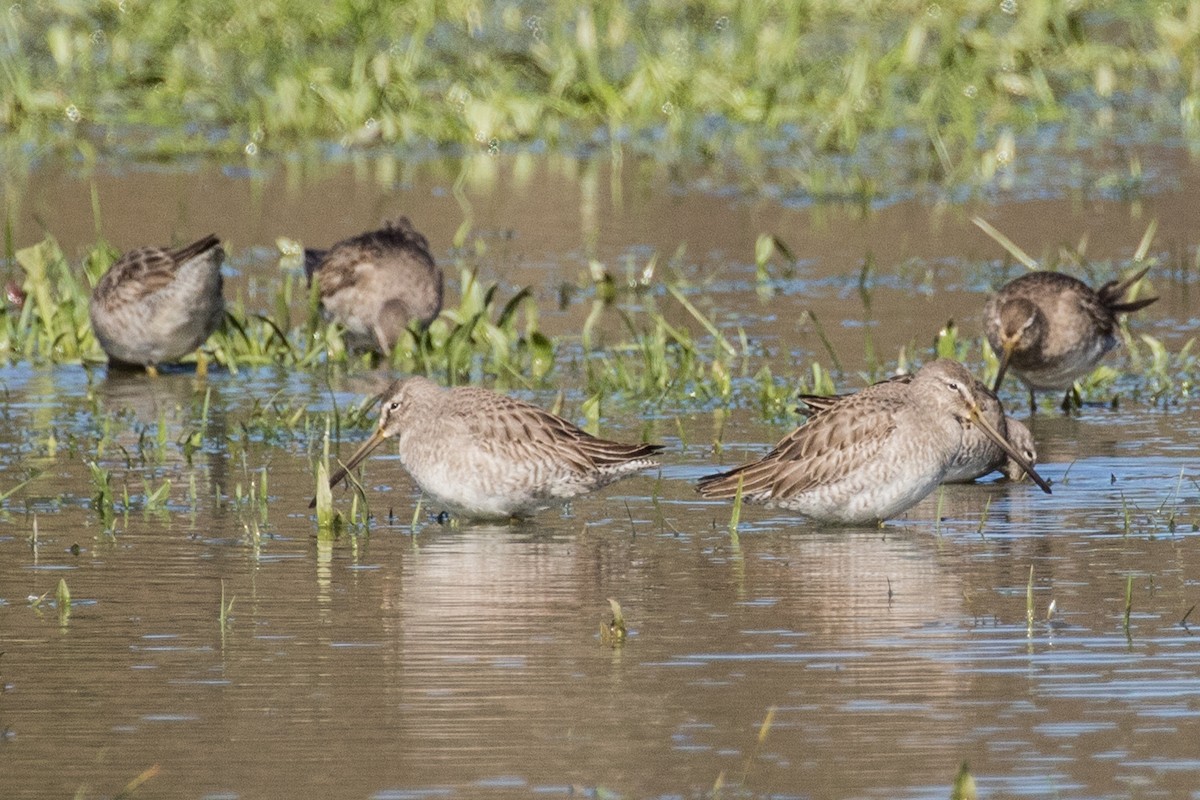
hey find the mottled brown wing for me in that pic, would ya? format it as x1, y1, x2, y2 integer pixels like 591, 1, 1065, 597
795, 394, 842, 415
797, 373, 911, 416
313, 243, 374, 297
450, 388, 660, 474
381, 217, 433, 258
95, 235, 220, 305
313, 218, 437, 297
700, 385, 903, 500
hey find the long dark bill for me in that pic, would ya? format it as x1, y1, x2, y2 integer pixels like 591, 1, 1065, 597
307, 427, 389, 508
970, 406, 1052, 494
991, 341, 1015, 394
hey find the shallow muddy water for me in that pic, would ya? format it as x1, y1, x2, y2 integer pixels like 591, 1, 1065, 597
2, 147, 1200, 799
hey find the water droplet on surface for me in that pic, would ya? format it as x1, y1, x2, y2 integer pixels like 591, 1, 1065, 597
244, 142, 258, 156
365, 117, 377, 129
1000, 0, 1017, 14
963, 84, 978, 98
65, 104, 80, 122
661, 101, 674, 116
714, 16, 729, 30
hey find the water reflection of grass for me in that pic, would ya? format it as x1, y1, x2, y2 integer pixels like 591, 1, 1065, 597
2, 1, 1198, 170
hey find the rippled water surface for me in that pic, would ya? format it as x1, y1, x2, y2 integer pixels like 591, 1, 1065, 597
2, 149, 1200, 799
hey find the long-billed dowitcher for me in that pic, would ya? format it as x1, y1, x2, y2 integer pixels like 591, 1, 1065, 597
697, 360, 1050, 524
89, 234, 225, 370
798, 375, 1037, 483
304, 217, 443, 354
984, 266, 1158, 412
318, 376, 664, 519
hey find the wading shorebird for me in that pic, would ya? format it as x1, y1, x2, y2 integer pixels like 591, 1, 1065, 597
316, 376, 664, 520
89, 234, 225, 372
304, 217, 443, 354
696, 359, 1050, 525
984, 266, 1158, 413
798, 375, 1037, 484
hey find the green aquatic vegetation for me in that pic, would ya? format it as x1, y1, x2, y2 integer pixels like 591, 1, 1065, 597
313, 452, 337, 534
754, 233, 798, 289
179, 429, 204, 465
1125, 333, 1198, 404
801, 311, 845, 377
713, 705, 776, 796
55, 577, 70, 629
600, 598, 626, 646
0, 233, 550, 385
143, 478, 171, 513
1123, 574, 1134, 641
210, 296, 302, 371
667, 285, 736, 359
313, 420, 376, 535
408, 270, 552, 385
87, 459, 115, 531
2, 237, 107, 365
728, 474, 744, 537
4, 0, 1200, 175
950, 762, 978, 800
1, 224, 1196, 448
578, 287, 752, 407
219, 580, 235, 633
581, 308, 701, 400
975, 496, 992, 538
232, 468, 270, 543
1157, 467, 1187, 533
1025, 564, 1035, 634
0, 468, 42, 502
111, 765, 162, 800
933, 320, 972, 363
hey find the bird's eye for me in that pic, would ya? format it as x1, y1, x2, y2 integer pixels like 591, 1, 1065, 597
389, 402, 400, 411
946, 381, 960, 392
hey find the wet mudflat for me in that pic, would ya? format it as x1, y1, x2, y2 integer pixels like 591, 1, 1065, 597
2, 150, 1200, 799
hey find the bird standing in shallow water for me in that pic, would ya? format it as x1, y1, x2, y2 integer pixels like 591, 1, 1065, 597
798, 375, 1037, 484
89, 234, 225, 372
318, 376, 664, 520
304, 217, 443, 355
984, 266, 1157, 413
697, 359, 1050, 525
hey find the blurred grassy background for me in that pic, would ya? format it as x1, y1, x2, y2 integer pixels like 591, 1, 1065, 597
3, 0, 1200, 168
